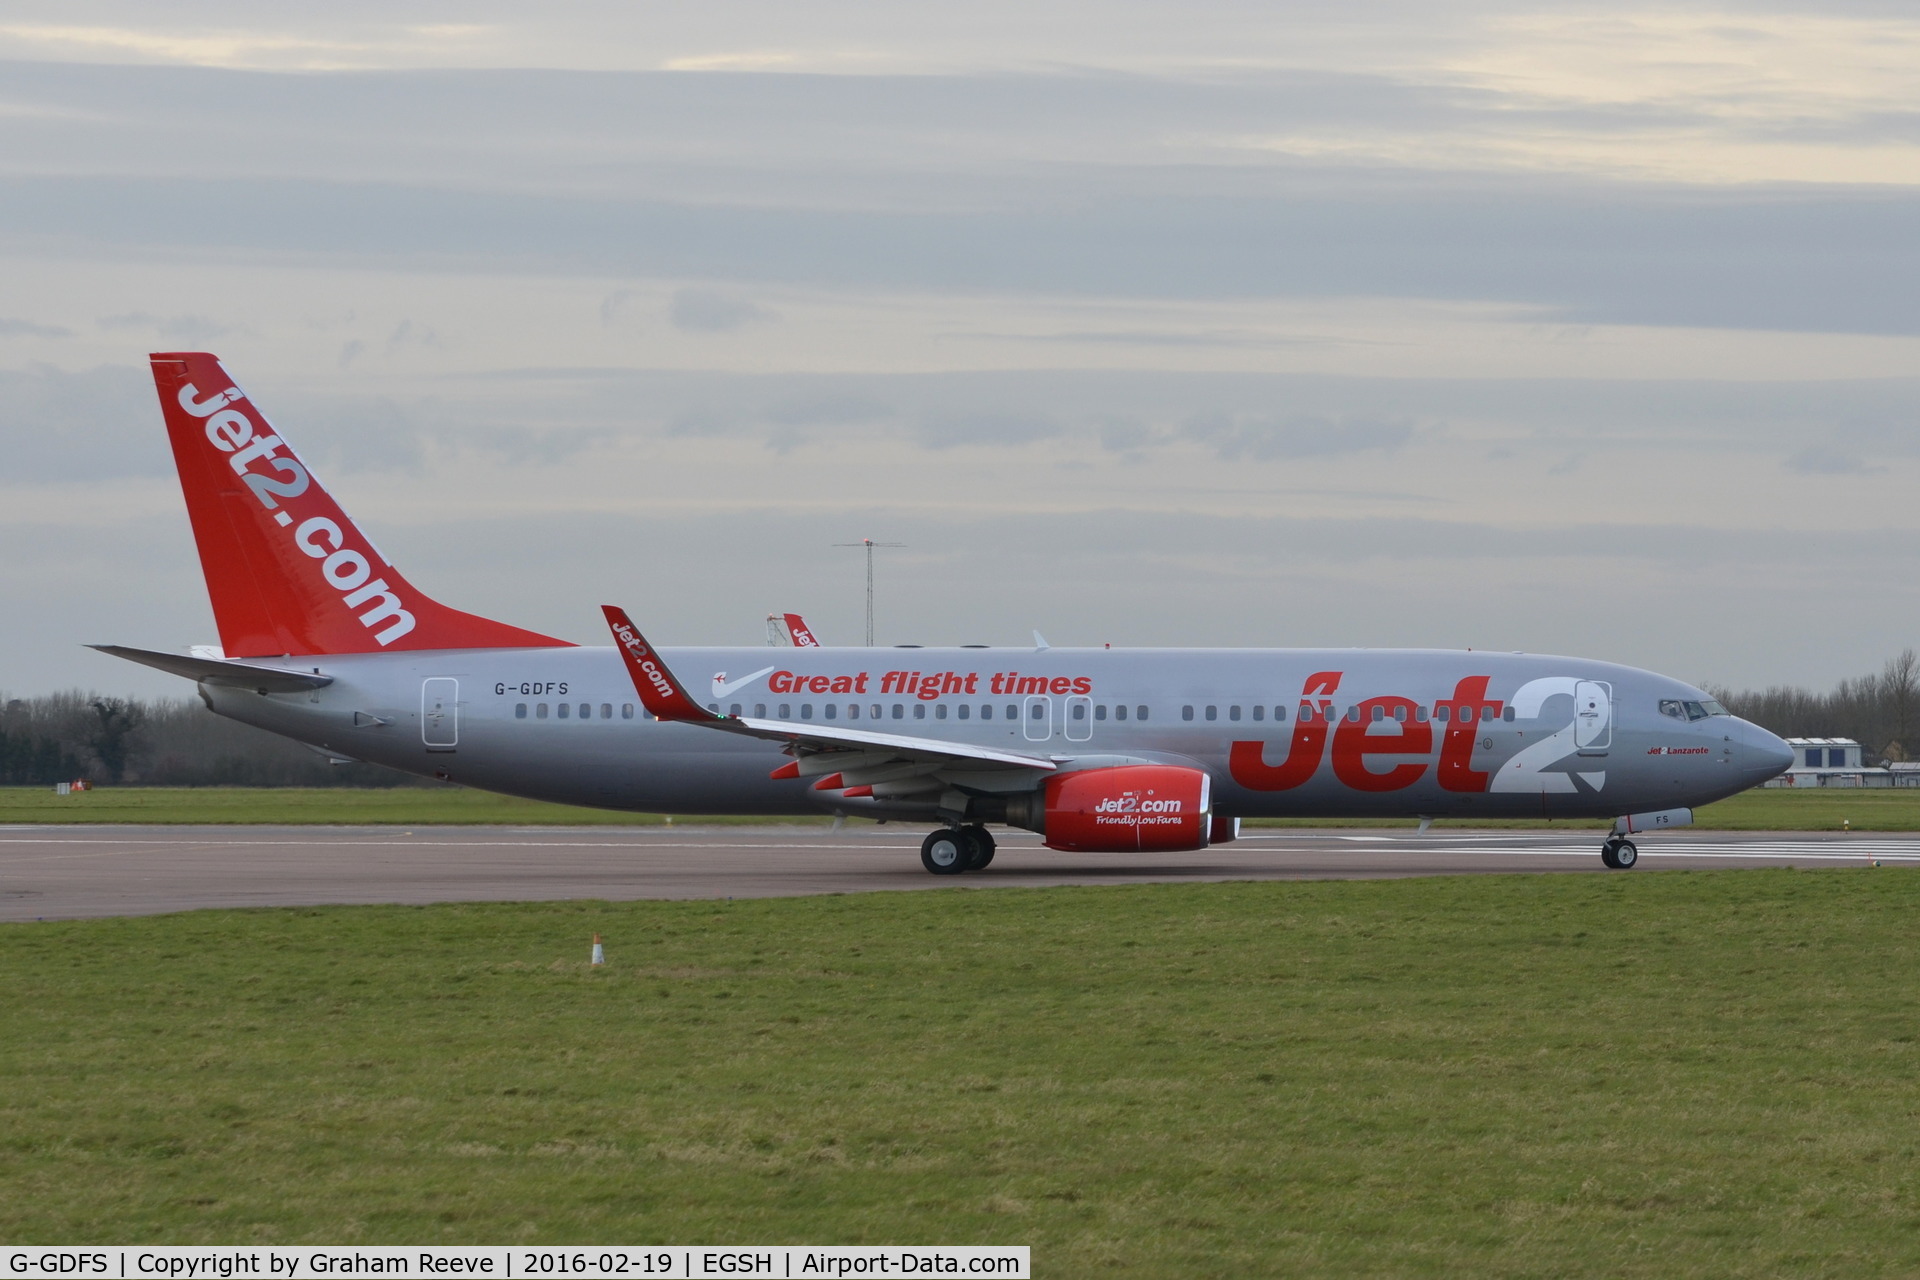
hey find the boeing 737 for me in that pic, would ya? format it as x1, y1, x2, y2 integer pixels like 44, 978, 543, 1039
100, 353, 1795, 874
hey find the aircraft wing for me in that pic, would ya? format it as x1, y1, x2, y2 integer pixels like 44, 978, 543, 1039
91, 644, 334, 692
602, 606, 1054, 773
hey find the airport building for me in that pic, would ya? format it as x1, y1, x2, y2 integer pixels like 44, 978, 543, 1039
1766, 737, 1894, 787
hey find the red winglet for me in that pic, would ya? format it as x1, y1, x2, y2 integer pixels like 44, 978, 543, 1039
784, 613, 821, 647
841, 785, 874, 797
768, 761, 801, 780
812, 772, 845, 791
602, 606, 718, 723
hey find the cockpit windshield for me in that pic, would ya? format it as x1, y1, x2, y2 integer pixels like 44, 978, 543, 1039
1659, 698, 1729, 721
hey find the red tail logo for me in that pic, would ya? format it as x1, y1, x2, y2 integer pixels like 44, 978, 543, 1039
152, 353, 567, 657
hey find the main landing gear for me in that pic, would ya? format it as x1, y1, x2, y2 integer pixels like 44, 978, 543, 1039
921, 825, 996, 875
1600, 836, 1639, 870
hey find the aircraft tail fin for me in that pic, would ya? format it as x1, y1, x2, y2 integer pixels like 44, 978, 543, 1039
783, 613, 821, 647
150, 352, 569, 657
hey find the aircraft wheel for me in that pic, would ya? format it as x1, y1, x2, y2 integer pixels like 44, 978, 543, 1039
964, 825, 996, 871
921, 828, 970, 875
1601, 838, 1638, 870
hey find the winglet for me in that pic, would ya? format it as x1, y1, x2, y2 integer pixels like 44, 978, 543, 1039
602, 606, 720, 723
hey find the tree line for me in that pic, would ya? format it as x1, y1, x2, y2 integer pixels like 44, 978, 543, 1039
0, 691, 430, 787
1709, 649, 1920, 765
4, 652, 1917, 787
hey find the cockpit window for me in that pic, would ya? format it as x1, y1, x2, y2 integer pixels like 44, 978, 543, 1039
1661, 697, 1730, 721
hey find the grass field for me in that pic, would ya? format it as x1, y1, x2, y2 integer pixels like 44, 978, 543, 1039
4, 784, 1919, 829
5, 871, 1920, 1274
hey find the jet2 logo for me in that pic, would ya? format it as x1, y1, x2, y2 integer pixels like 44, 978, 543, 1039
1095, 792, 1182, 815
1230, 671, 1608, 795
177, 380, 416, 645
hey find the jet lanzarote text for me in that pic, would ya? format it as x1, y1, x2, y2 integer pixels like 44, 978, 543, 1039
100, 353, 1796, 873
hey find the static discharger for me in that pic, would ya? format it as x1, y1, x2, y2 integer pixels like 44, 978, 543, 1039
591, 934, 605, 966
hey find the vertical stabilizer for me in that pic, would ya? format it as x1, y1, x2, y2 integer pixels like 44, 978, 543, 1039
151, 352, 569, 657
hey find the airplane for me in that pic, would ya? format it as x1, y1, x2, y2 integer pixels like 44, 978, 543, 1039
98, 352, 1796, 874
784, 614, 821, 648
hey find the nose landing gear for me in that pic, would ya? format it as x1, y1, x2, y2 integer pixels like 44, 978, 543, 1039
1600, 837, 1638, 870
920, 825, 996, 875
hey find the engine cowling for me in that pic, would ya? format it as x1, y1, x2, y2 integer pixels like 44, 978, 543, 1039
1040, 764, 1213, 852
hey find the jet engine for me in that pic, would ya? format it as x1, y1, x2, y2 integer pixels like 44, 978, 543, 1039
1006, 764, 1213, 852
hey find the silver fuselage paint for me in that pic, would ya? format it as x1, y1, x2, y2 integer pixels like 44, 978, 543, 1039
200, 645, 1792, 820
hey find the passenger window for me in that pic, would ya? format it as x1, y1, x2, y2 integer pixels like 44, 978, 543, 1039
1299, 703, 1313, 723
980, 705, 992, 720
1183, 706, 1195, 721
1205, 706, 1217, 721
824, 704, 837, 720
1482, 706, 1495, 723
581, 704, 592, 719
754, 703, 766, 717
847, 704, 859, 720
1414, 706, 1427, 722
1072, 703, 1085, 720
1137, 705, 1149, 721
1251, 705, 1262, 722
1502, 707, 1514, 722
1347, 706, 1361, 723
1095, 704, 1108, 721
622, 704, 634, 719
729, 703, 742, 717
892, 704, 903, 719
1115, 705, 1128, 721
1006, 704, 1017, 719
935, 704, 948, 720
537, 703, 549, 719
801, 704, 813, 720
870, 705, 881, 720
914, 704, 926, 719
602, 704, 613, 719
558, 703, 570, 719
1393, 705, 1407, 722
515, 703, 527, 719
778, 703, 791, 719
958, 705, 971, 720
1031, 703, 1044, 719
1274, 705, 1286, 722
1435, 705, 1449, 722
705, 703, 717, 715
1371, 705, 1384, 722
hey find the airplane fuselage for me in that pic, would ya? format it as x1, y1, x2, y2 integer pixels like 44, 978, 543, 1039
203, 644, 1788, 821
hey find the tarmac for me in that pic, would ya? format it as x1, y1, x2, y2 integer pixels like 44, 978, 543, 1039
2, 824, 1914, 921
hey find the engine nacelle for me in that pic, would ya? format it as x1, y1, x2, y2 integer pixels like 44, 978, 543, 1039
1040, 764, 1213, 852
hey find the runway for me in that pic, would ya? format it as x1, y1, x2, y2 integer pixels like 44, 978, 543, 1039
2, 824, 1914, 921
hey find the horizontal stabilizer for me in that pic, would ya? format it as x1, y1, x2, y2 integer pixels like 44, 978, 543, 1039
90, 644, 333, 692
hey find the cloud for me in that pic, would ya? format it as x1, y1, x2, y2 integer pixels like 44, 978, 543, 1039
914, 411, 1059, 450
1785, 446, 1879, 474
0, 318, 72, 338
97, 312, 247, 343
669, 288, 772, 333
1182, 413, 1415, 461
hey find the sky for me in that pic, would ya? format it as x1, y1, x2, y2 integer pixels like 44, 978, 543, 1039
2, 1, 1917, 698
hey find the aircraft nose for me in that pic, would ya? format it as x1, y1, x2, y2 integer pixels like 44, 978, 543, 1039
1738, 721, 1795, 780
